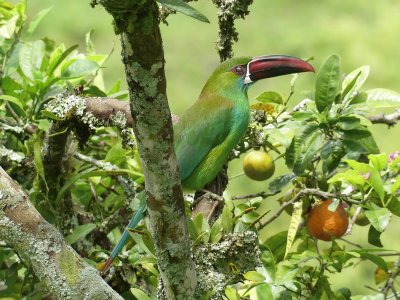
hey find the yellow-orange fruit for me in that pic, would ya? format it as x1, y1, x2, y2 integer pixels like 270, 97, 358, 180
243, 151, 275, 181
306, 199, 349, 241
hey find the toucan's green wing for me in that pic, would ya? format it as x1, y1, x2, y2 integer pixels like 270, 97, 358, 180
174, 95, 233, 181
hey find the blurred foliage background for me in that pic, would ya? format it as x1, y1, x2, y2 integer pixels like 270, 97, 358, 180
9, 0, 400, 296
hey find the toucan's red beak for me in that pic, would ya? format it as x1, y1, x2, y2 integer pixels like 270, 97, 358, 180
244, 55, 314, 84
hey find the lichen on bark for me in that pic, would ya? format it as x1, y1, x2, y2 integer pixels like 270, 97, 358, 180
94, 0, 197, 299
0, 167, 123, 300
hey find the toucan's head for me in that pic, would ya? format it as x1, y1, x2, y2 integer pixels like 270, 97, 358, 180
205, 55, 314, 94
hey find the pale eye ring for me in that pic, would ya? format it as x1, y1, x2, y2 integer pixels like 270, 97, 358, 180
231, 65, 245, 75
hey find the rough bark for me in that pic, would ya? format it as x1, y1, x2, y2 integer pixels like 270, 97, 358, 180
93, 1, 197, 299
0, 167, 123, 300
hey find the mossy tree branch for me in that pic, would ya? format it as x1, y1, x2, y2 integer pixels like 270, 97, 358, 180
92, 0, 196, 299
0, 167, 123, 300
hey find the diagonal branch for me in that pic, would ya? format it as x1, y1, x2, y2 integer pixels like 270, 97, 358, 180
0, 166, 123, 300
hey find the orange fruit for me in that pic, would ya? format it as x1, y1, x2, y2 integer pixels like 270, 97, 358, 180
306, 199, 349, 241
243, 151, 275, 181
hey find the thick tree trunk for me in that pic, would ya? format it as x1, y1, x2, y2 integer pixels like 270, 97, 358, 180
94, 1, 197, 299
0, 167, 123, 300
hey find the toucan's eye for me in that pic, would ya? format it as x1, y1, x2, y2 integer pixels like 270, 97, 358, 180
231, 65, 246, 75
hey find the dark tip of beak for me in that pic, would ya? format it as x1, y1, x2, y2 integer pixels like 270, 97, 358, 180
245, 55, 314, 84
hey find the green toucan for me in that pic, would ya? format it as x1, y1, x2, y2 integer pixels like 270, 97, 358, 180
102, 55, 314, 273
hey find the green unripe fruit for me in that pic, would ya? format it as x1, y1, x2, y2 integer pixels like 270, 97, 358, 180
243, 151, 275, 181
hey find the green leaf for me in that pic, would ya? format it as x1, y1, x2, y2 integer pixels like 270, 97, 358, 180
259, 245, 276, 281
47, 44, 78, 76
321, 140, 345, 173
224, 287, 240, 300
368, 225, 383, 247
285, 201, 302, 258
41, 110, 64, 121
130, 288, 152, 300
343, 135, 379, 158
221, 206, 233, 233
156, 0, 209, 23
25, 6, 52, 37
61, 59, 98, 79
256, 91, 283, 104
345, 160, 385, 200
263, 231, 287, 263
341, 65, 370, 101
56, 168, 140, 204
268, 173, 296, 193
336, 116, 361, 130
293, 131, 324, 175
315, 55, 340, 112
285, 124, 319, 168
328, 169, 366, 186
210, 218, 223, 243
391, 176, 400, 194
0, 95, 24, 111
365, 88, 400, 108
33, 135, 47, 190
357, 252, 388, 272
19, 40, 46, 81
368, 153, 388, 172
255, 284, 273, 300
128, 232, 156, 258
243, 271, 266, 282
65, 223, 96, 244
365, 208, 391, 232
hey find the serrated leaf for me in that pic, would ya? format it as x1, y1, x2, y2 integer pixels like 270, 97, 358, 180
65, 223, 96, 244
256, 91, 283, 104
284, 201, 302, 258
61, 59, 98, 79
268, 173, 296, 193
315, 55, 340, 112
365, 208, 391, 232
365, 88, 400, 108
156, 0, 209, 23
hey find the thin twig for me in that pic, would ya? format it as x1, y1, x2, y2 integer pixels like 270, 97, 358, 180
232, 190, 279, 200
369, 109, 400, 127
257, 188, 343, 230
382, 256, 400, 299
